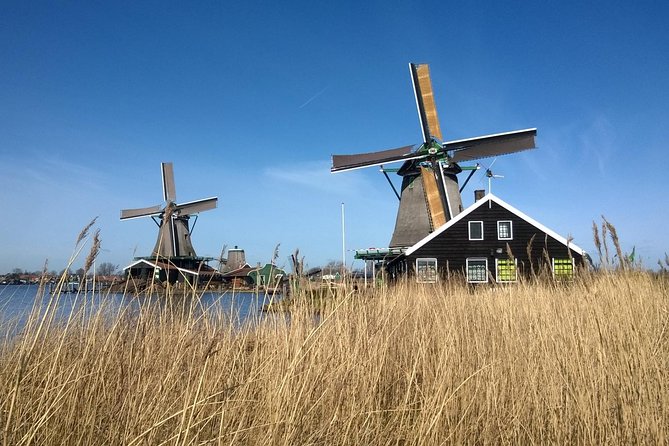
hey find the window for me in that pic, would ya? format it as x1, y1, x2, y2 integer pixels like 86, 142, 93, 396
496, 259, 517, 282
497, 221, 513, 240
552, 258, 574, 279
466, 258, 488, 283
469, 221, 483, 240
416, 258, 438, 283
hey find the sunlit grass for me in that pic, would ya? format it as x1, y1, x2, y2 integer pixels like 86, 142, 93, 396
0, 268, 667, 445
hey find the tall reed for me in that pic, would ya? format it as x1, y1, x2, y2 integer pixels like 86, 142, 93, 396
1, 269, 667, 445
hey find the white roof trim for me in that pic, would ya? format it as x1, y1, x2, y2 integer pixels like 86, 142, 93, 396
406, 193, 586, 256
123, 259, 158, 270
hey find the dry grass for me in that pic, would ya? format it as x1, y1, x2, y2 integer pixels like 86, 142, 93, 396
0, 270, 667, 445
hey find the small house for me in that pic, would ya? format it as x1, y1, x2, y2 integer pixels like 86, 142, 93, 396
387, 193, 588, 283
221, 264, 255, 288
248, 263, 287, 289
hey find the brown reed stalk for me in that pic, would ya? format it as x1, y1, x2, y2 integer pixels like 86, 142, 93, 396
76, 217, 98, 246
602, 217, 626, 270
83, 229, 101, 277
526, 234, 536, 277
601, 218, 610, 267
592, 221, 603, 266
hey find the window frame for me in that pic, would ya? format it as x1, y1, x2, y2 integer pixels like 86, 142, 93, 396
497, 220, 513, 241
552, 258, 575, 279
466, 257, 489, 283
415, 258, 438, 283
468, 221, 484, 241
495, 258, 518, 283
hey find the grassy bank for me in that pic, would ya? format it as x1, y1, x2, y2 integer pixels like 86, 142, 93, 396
1, 271, 667, 444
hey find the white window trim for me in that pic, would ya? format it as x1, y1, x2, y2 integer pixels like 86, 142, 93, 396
552, 258, 575, 278
495, 258, 518, 283
416, 258, 438, 283
468, 221, 484, 240
466, 258, 488, 283
497, 220, 513, 240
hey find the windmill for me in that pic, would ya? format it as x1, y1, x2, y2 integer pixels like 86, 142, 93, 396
120, 162, 218, 260
331, 63, 537, 248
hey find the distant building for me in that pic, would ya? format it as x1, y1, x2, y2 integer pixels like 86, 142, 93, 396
221, 263, 286, 289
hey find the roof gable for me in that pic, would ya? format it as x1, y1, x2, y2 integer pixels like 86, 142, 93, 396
406, 193, 586, 256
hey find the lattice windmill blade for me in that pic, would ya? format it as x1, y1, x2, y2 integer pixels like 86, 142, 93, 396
161, 162, 177, 202
331, 144, 419, 173
217, 244, 228, 271
410, 63, 443, 142
175, 197, 218, 215
120, 205, 162, 220
447, 129, 536, 163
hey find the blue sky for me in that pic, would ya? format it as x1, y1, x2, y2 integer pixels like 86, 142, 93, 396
1, 1, 668, 274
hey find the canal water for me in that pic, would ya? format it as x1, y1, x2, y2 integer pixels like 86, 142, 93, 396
0, 284, 279, 337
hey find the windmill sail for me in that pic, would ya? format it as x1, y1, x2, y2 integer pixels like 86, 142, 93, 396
448, 128, 536, 163
176, 197, 218, 215
411, 63, 442, 142
331, 144, 418, 172
420, 166, 447, 229
162, 162, 177, 202
120, 205, 162, 220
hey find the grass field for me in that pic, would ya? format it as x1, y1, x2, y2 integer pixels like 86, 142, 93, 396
1, 269, 667, 445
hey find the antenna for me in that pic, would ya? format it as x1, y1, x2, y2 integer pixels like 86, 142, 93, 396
486, 168, 504, 194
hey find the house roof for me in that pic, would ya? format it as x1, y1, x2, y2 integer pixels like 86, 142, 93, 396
122, 259, 200, 276
405, 193, 586, 257
221, 265, 256, 278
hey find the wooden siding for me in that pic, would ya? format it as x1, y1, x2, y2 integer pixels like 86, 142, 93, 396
405, 201, 583, 280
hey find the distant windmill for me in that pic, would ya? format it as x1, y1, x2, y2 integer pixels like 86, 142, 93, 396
217, 244, 228, 272
120, 162, 218, 259
331, 63, 536, 248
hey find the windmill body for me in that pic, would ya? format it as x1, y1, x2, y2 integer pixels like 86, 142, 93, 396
120, 162, 218, 283
331, 63, 537, 249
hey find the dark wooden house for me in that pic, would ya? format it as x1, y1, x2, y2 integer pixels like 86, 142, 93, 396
387, 193, 588, 283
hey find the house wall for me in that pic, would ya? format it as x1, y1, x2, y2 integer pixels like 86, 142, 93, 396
406, 201, 583, 280
249, 264, 286, 287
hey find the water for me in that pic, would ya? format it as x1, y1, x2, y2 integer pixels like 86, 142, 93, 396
0, 284, 280, 337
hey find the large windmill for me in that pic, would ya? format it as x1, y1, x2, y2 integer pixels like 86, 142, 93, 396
331, 63, 536, 248
120, 162, 218, 260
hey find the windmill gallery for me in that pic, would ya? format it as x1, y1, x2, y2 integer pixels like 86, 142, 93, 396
120, 63, 586, 289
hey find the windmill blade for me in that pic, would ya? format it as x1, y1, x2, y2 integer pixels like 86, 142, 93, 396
170, 217, 178, 257
331, 144, 419, 173
162, 162, 177, 202
175, 197, 218, 215
447, 128, 537, 163
410, 63, 443, 142
120, 205, 162, 220
420, 166, 447, 229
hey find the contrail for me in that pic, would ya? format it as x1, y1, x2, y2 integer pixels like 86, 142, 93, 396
299, 86, 329, 109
